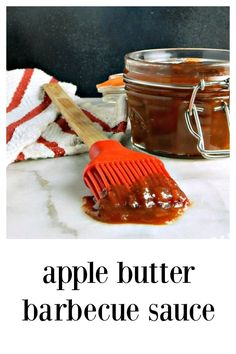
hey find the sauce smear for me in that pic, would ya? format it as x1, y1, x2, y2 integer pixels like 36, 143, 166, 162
82, 174, 189, 224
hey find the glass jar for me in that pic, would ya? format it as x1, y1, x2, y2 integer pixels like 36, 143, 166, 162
124, 48, 230, 158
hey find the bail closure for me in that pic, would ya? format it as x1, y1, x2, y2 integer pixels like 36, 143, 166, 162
184, 78, 230, 159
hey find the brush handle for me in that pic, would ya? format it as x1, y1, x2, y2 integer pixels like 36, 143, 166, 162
43, 83, 108, 147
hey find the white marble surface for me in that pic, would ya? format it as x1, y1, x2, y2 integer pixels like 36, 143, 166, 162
7, 147, 229, 239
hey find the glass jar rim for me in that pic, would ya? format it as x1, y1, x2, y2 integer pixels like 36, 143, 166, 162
125, 48, 229, 66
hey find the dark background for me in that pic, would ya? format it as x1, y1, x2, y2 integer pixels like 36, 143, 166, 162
7, 6, 229, 97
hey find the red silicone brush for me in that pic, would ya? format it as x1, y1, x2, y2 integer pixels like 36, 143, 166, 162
43, 83, 185, 206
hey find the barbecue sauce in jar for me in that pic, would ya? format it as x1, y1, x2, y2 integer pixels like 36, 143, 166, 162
82, 173, 189, 225
124, 49, 230, 158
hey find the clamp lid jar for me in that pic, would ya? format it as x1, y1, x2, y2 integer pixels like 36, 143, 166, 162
124, 48, 230, 158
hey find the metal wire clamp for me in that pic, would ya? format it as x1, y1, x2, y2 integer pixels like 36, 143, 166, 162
184, 78, 230, 159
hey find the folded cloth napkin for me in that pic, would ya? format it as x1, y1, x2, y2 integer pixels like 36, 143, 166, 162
6, 68, 127, 165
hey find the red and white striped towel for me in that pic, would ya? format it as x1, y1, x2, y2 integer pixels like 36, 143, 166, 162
6, 68, 127, 165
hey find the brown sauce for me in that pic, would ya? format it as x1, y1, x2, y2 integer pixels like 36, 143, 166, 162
82, 174, 189, 225
125, 59, 229, 158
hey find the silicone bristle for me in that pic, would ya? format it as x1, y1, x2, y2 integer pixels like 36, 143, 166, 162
84, 170, 102, 200
102, 164, 121, 185
111, 162, 130, 187
146, 159, 164, 174
84, 157, 170, 200
120, 161, 137, 184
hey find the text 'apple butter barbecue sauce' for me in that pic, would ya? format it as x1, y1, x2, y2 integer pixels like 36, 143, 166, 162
83, 49, 229, 225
